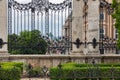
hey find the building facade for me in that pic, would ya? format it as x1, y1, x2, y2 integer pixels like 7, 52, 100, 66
63, 0, 118, 54
100, 0, 116, 39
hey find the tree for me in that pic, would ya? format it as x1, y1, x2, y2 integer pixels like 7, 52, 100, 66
112, 0, 120, 49
8, 30, 48, 54
8, 34, 19, 53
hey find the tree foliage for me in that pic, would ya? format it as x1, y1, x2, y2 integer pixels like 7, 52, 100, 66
8, 30, 48, 54
112, 0, 120, 49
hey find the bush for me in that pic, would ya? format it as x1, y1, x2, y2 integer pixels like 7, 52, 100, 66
74, 63, 120, 68
50, 63, 120, 80
0, 62, 23, 80
0, 67, 21, 80
28, 67, 42, 77
0, 62, 23, 71
8, 30, 48, 54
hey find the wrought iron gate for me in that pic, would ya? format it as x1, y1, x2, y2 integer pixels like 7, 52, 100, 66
99, 0, 117, 54
8, 0, 72, 54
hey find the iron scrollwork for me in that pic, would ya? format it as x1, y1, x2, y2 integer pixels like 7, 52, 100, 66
99, 0, 116, 54
100, 0, 114, 14
8, 0, 72, 11
8, 0, 72, 54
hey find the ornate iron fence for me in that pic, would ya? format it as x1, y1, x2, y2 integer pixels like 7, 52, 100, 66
7, 0, 117, 55
99, 0, 117, 54
8, 0, 72, 54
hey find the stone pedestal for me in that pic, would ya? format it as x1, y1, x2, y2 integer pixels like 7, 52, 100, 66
72, 0, 84, 55
72, 0, 100, 55
0, 0, 9, 58
87, 0, 100, 55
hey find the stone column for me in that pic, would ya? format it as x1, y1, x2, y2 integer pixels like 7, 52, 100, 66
0, 0, 8, 55
87, 0, 100, 55
72, 0, 84, 55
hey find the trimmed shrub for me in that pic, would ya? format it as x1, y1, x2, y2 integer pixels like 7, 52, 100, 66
0, 62, 23, 80
50, 63, 120, 80
28, 67, 42, 77
75, 63, 120, 67
0, 67, 21, 80
0, 62, 23, 71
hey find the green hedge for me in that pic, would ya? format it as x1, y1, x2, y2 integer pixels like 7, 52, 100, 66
50, 63, 120, 80
0, 67, 21, 80
0, 62, 23, 80
28, 67, 42, 77
0, 62, 23, 71
62, 63, 120, 68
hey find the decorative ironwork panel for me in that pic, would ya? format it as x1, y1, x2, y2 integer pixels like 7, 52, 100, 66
99, 0, 117, 54
8, 0, 72, 54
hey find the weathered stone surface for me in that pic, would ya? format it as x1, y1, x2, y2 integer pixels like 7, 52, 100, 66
0, 0, 8, 54
8, 55, 120, 67
72, 0, 84, 54
72, 0, 100, 55
87, 0, 100, 55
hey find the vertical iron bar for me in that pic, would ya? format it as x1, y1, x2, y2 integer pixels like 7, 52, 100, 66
24, 10, 26, 31
54, 11, 56, 38
84, 2, 87, 48
31, 8, 35, 30
67, 5, 69, 54
100, 3, 104, 54
20, 11, 22, 33
14, 9, 16, 34
28, 10, 29, 31
65, 8, 67, 23
45, 11, 49, 36
35, 11, 36, 30
58, 11, 60, 38
17, 10, 19, 34
51, 11, 53, 39
61, 10, 63, 38
101, 6, 104, 54
41, 12, 43, 35
28, 10, 31, 38
8, 1, 12, 34
37, 12, 39, 30
45, 0, 49, 37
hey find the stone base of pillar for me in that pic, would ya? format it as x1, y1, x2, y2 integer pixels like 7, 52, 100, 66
71, 48, 100, 55
0, 52, 9, 61
70, 53, 84, 55
70, 51, 84, 55
85, 53, 100, 56
86, 51, 100, 55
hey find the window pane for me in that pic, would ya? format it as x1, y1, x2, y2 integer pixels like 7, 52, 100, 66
100, 29, 104, 33
100, 13, 104, 20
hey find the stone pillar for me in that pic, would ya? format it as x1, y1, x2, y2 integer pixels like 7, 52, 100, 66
72, 0, 84, 55
87, 0, 100, 55
0, 0, 8, 56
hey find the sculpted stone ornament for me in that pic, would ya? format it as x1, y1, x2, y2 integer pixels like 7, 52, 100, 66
0, 38, 7, 49
0, 39, 3, 48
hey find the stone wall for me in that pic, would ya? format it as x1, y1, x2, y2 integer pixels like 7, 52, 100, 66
3, 54, 120, 68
